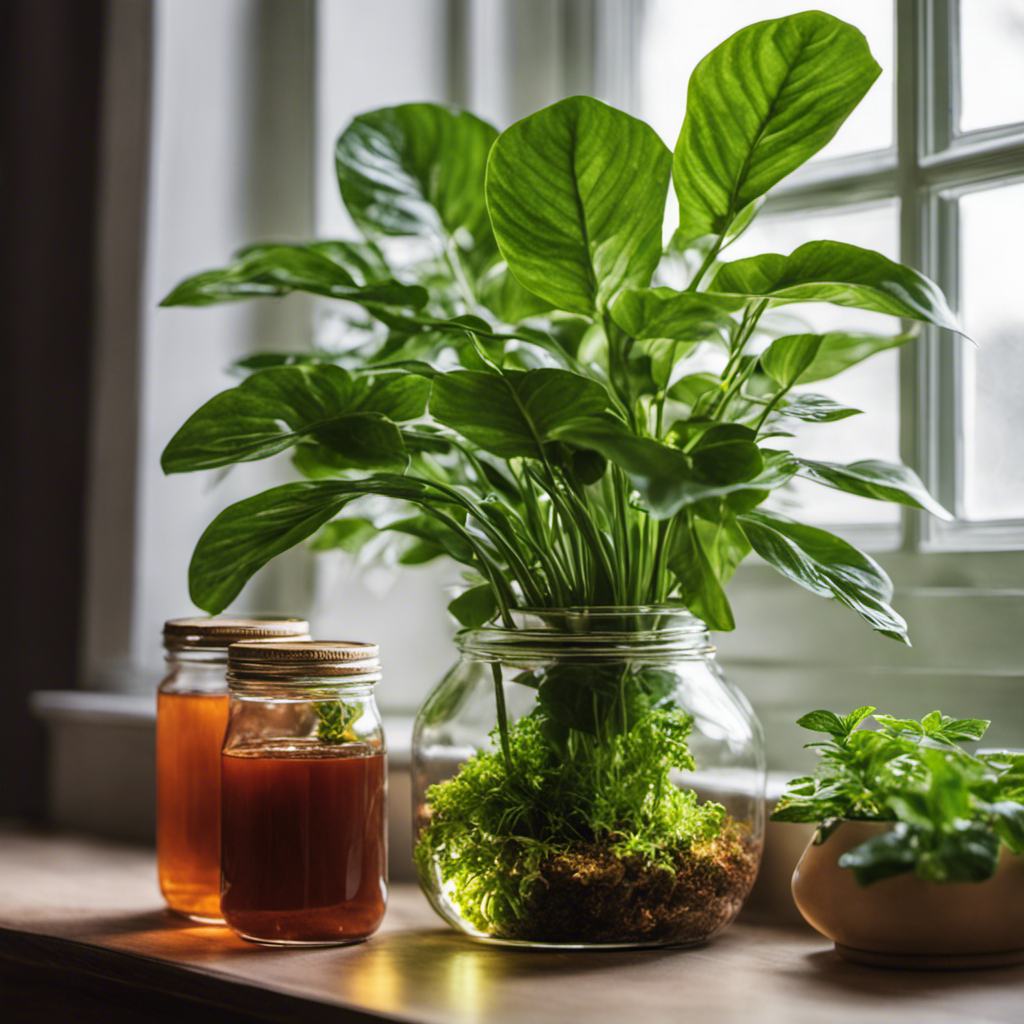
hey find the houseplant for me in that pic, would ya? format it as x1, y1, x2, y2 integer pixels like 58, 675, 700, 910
774, 707, 1024, 967
161, 11, 967, 946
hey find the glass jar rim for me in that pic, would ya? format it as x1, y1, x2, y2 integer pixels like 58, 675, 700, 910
457, 605, 714, 660
227, 639, 381, 686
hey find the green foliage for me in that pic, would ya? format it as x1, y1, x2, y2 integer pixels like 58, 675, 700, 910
315, 700, 359, 744
772, 707, 1024, 886
673, 11, 880, 242
161, 12, 966, 644
415, 697, 727, 934
486, 96, 671, 315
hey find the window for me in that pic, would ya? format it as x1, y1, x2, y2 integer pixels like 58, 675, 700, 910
625, 0, 1024, 548
76, 1, 1024, 751
600, 0, 1024, 759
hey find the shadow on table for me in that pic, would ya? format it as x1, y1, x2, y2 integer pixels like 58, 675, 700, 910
789, 948, 1024, 1000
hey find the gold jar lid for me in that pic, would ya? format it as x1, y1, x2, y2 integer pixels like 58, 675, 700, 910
227, 640, 381, 681
163, 616, 310, 651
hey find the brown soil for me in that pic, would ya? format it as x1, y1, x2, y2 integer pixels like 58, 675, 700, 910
494, 829, 759, 945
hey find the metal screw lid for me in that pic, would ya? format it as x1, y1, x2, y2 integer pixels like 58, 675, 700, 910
227, 639, 381, 681
163, 616, 310, 651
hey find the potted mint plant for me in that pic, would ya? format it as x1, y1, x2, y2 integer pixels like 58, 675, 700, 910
774, 708, 1024, 968
161, 11, 967, 947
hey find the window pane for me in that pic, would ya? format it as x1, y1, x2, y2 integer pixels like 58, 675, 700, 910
726, 201, 902, 525
959, 1, 1024, 134
960, 182, 1024, 520
638, 0, 893, 160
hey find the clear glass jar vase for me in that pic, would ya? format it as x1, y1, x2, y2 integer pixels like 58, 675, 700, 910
412, 607, 765, 948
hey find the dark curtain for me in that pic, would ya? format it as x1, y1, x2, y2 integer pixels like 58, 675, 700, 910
1, 0, 106, 818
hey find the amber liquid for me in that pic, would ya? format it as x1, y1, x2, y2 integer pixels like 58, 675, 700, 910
221, 744, 387, 945
156, 690, 230, 922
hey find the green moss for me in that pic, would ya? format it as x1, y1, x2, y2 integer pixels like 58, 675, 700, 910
415, 703, 730, 936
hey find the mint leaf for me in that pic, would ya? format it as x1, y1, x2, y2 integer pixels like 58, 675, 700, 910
795, 710, 847, 737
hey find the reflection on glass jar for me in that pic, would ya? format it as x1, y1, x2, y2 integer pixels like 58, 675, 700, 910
221, 640, 387, 946
156, 616, 309, 923
412, 607, 765, 948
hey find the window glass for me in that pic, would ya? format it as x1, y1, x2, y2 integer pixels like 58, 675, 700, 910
638, 0, 894, 159
959, 0, 1024, 134
960, 181, 1024, 521
725, 200, 902, 525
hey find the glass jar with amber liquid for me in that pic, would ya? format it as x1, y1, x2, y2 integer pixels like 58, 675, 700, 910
221, 640, 387, 946
157, 617, 309, 922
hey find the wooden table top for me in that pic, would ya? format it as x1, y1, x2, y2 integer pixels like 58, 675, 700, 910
1, 828, 1022, 1024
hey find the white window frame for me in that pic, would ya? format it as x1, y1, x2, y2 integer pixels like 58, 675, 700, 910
599, 0, 1024, 558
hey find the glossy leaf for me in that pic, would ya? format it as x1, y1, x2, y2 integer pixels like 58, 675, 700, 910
448, 584, 498, 628
760, 334, 824, 389
555, 416, 794, 518
235, 240, 391, 284
161, 245, 426, 309
486, 96, 671, 315
611, 288, 739, 385
673, 11, 880, 240
429, 368, 609, 459
797, 458, 953, 520
710, 241, 968, 337
695, 513, 751, 587
162, 366, 428, 472
189, 476, 459, 612
667, 517, 735, 631
738, 509, 908, 642
689, 425, 763, 485
777, 393, 862, 423
611, 288, 740, 342
478, 266, 554, 323
796, 329, 917, 384
335, 103, 498, 269
795, 710, 848, 737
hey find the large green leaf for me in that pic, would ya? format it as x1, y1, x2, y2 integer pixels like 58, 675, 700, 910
796, 329, 917, 383
478, 265, 554, 323
555, 416, 794, 518
667, 516, 736, 631
738, 509, 908, 642
611, 288, 740, 342
485, 96, 671, 316
688, 424, 763, 485
429, 368, 609, 459
695, 513, 752, 587
160, 244, 426, 308
189, 477, 459, 612
611, 288, 739, 385
760, 334, 824, 389
709, 241, 967, 336
448, 584, 498, 628
162, 365, 428, 472
797, 458, 953, 520
673, 12, 880, 240
235, 240, 391, 284
335, 103, 498, 270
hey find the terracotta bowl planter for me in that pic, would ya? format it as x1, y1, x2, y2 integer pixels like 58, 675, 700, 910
792, 820, 1024, 969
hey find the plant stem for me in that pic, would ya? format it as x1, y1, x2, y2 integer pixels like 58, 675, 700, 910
491, 662, 514, 775
686, 235, 725, 293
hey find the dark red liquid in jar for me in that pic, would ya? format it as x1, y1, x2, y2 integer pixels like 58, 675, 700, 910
221, 744, 387, 944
